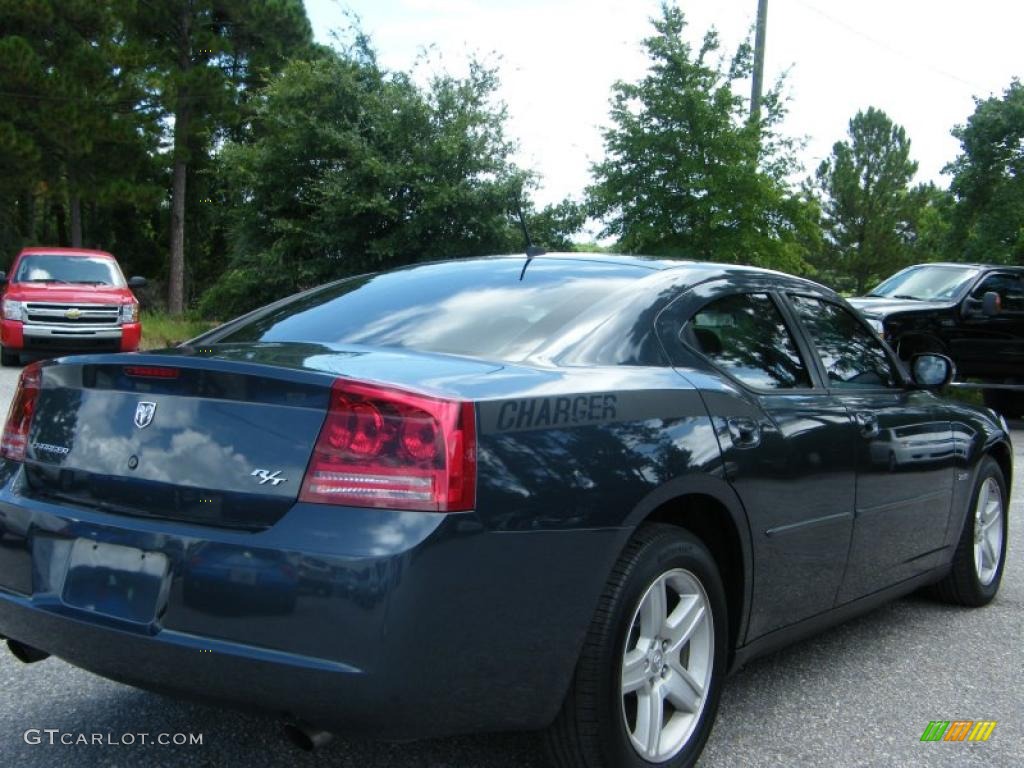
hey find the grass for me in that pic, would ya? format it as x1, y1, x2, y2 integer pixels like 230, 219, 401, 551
139, 311, 217, 350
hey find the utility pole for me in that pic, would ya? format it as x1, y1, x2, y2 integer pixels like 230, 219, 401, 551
750, 0, 768, 121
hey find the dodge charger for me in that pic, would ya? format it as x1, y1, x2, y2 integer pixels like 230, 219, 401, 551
0, 254, 1011, 768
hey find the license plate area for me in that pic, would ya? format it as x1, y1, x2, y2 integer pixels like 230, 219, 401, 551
62, 539, 169, 624
229, 568, 258, 585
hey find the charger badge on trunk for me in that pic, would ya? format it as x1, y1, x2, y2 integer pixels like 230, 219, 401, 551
134, 401, 157, 429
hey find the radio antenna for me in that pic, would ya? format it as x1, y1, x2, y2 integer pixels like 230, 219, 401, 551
515, 199, 545, 280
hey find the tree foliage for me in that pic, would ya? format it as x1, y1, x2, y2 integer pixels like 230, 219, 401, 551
5, 1, 1006, 321
199, 41, 539, 318
587, 3, 814, 273
0, 0, 160, 261
947, 80, 1024, 265
115, 0, 313, 313
814, 107, 925, 293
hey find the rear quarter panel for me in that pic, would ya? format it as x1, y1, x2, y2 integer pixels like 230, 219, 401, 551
472, 366, 726, 532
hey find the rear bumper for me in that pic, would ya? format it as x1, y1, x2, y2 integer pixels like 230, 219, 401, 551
0, 461, 619, 738
1, 320, 140, 353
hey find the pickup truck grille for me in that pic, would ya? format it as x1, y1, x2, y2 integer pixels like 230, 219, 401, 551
24, 303, 120, 327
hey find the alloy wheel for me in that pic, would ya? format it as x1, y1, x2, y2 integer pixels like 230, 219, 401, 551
973, 476, 1004, 586
620, 568, 714, 762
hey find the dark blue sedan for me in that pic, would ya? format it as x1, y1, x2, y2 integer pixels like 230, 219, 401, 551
0, 254, 1011, 768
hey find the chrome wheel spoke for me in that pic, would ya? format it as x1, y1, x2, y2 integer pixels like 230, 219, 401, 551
635, 689, 664, 756
984, 499, 1001, 524
982, 536, 998, 566
665, 595, 704, 654
669, 658, 705, 699
622, 649, 648, 695
977, 482, 991, 514
639, 578, 667, 637
664, 666, 702, 713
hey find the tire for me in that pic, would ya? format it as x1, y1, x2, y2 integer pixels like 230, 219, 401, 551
932, 456, 1008, 606
545, 524, 728, 768
0, 348, 19, 367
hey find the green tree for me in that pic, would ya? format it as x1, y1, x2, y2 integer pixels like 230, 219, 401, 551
815, 107, 921, 293
117, 0, 312, 314
525, 199, 587, 252
587, 3, 813, 272
907, 183, 955, 264
947, 80, 1024, 264
201, 40, 533, 318
0, 0, 160, 257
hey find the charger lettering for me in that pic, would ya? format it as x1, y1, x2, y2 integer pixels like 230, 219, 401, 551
497, 394, 618, 431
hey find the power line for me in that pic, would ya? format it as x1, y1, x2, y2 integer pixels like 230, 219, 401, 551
793, 0, 985, 93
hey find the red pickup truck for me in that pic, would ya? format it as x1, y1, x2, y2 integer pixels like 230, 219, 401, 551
0, 247, 146, 366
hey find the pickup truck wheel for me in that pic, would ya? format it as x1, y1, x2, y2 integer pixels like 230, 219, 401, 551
931, 457, 1007, 606
545, 524, 727, 768
0, 348, 20, 367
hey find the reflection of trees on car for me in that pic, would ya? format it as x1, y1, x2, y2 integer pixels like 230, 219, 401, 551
686, 294, 809, 390
790, 296, 895, 388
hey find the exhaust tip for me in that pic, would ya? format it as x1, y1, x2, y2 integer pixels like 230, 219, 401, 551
7, 639, 49, 664
283, 722, 333, 751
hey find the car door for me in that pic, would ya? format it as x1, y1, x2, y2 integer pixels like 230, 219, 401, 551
949, 270, 1024, 380
785, 294, 957, 602
656, 286, 858, 639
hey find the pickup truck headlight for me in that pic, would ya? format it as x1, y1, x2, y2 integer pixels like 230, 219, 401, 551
863, 316, 885, 337
2, 299, 26, 322
119, 302, 139, 324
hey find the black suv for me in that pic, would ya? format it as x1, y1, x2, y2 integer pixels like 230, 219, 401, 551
850, 263, 1024, 415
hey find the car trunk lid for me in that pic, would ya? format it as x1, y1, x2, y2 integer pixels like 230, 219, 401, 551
17, 348, 497, 529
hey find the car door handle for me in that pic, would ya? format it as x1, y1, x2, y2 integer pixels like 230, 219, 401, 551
727, 418, 761, 448
854, 411, 880, 437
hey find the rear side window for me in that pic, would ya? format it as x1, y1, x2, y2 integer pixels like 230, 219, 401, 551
790, 296, 899, 389
682, 293, 811, 390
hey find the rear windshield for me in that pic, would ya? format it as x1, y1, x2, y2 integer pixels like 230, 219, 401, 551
14, 254, 125, 287
212, 259, 644, 361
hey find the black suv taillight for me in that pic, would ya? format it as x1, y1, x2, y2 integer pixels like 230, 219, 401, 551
299, 379, 477, 512
1, 362, 42, 461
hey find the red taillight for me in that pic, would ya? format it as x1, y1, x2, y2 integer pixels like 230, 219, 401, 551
300, 379, 477, 512
124, 365, 179, 379
1, 362, 43, 461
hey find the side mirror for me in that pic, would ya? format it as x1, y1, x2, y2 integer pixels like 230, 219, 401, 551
982, 291, 1001, 316
128, 276, 147, 288
911, 353, 955, 390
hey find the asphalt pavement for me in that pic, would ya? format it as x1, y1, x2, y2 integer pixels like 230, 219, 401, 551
0, 364, 1020, 767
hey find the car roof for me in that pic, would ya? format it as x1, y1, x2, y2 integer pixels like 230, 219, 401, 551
17, 247, 115, 259
907, 261, 1024, 271
476, 252, 838, 296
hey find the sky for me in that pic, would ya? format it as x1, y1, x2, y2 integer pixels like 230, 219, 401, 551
303, 0, 1024, 209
